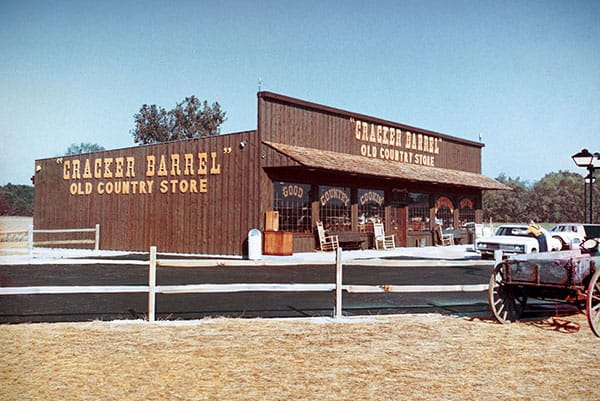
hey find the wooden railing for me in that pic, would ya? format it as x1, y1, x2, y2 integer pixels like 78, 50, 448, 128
29, 224, 100, 252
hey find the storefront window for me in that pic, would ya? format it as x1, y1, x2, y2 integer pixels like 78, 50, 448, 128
408, 193, 429, 232
435, 195, 455, 229
273, 182, 312, 233
458, 197, 475, 227
358, 189, 384, 226
319, 186, 351, 231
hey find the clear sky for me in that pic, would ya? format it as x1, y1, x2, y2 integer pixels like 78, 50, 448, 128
1, 0, 599, 186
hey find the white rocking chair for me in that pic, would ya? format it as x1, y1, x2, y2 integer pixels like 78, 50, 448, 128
316, 221, 339, 252
436, 225, 454, 246
373, 223, 395, 250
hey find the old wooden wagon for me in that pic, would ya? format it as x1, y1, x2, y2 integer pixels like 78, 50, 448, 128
488, 239, 600, 337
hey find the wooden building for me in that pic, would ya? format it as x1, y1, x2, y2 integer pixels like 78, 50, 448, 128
33, 92, 508, 255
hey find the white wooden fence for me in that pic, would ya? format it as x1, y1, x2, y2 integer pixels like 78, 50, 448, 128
0, 247, 489, 321
28, 224, 101, 252
0, 224, 100, 255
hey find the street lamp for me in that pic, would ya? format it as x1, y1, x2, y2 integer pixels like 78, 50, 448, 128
583, 175, 596, 223
572, 149, 599, 223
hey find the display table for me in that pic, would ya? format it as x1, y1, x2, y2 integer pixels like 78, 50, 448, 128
443, 229, 463, 245
330, 231, 366, 250
263, 231, 293, 256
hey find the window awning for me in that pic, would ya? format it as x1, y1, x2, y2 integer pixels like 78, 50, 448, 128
263, 141, 510, 191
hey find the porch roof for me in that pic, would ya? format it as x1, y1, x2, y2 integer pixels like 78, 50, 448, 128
263, 141, 510, 191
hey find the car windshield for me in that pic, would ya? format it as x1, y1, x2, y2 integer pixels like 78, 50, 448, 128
584, 225, 600, 239
495, 226, 534, 238
550, 225, 573, 232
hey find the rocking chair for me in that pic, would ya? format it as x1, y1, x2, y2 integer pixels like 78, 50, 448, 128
316, 221, 339, 252
373, 223, 395, 250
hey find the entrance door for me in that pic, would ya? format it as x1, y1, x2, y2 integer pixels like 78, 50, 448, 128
389, 206, 406, 247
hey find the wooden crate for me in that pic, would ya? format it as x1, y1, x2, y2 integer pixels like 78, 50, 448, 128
263, 231, 293, 256
265, 211, 279, 232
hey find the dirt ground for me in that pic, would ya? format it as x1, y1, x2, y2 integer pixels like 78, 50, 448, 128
1, 313, 599, 401
0, 216, 32, 232
0, 216, 31, 250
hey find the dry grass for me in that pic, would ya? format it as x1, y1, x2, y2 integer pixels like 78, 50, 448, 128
1, 313, 599, 401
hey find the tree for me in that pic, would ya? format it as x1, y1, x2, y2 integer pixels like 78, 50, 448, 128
0, 189, 9, 215
65, 142, 106, 155
131, 96, 227, 145
0, 184, 34, 216
130, 104, 171, 144
483, 175, 530, 223
483, 171, 600, 223
529, 171, 584, 223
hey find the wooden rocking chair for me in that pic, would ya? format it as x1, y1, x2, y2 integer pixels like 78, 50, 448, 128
436, 225, 454, 246
373, 223, 395, 250
316, 221, 339, 251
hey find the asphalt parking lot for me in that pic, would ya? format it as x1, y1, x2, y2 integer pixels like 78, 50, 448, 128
0, 246, 498, 322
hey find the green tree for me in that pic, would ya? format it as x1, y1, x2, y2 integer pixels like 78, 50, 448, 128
130, 104, 171, 144
65, 142, 106, 155
529, 171, 584, 223
483, 171, 600, 224
0, 184, 34, 216
483, 175, 530, 223
0, 189, 9, 215
131, 96, 227, 145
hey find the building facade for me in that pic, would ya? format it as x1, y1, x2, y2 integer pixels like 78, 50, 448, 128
33, 92, 507, 255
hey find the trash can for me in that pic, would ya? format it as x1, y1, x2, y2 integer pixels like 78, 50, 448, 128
248, 229, 262, 260
465, 222, 475, 244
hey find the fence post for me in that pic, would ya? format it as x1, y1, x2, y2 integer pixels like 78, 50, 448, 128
335, 247, 343, 318
94, 224, 100, 251
27, 225, 34, 256
148, 246, 157, 322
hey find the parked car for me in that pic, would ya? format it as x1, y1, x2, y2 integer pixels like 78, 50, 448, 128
476, 224, 561, 259
548, 223, 600, 250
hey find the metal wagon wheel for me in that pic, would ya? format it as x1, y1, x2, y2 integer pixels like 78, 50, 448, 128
488, 262, 527, 323
585, 268, 600, 338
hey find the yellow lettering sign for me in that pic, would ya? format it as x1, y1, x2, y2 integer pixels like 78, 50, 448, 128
354, 119, 442, 167
63, 150, 222, 196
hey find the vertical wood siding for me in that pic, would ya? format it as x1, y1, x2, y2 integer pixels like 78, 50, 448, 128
257, 92, 486, 250
34, 92, 488, 256
258, 92, 483, 174
34, 131, 260, 255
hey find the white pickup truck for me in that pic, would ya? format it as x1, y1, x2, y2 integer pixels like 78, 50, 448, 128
548, 223, 600, 250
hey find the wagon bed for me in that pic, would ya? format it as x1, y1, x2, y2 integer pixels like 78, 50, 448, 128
488, 249, 600, 337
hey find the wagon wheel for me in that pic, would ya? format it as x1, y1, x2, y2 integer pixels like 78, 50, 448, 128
488, 262, 527, 323
585, 268, 600, 338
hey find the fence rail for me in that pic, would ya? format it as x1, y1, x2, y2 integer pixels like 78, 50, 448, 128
0, 285, 149, 295
27, 224, 101, 252
1, 225, 100, 255
0, 246, 489, 321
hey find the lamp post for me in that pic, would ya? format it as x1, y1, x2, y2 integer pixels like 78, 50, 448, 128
572, 149, 600, 223
584, 175, 597, 222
